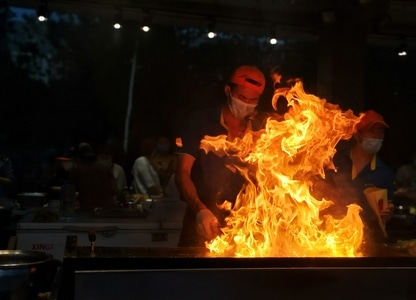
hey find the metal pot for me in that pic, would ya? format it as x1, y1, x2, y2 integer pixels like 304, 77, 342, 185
17, 192, 47, 209
0, 250, 57, 298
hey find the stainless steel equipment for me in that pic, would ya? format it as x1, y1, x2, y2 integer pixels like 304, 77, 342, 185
0, 250, 59, 299
15, 198, 186, 261
58, 236, 416, 300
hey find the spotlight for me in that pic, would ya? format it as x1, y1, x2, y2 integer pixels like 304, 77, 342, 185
206, 19, 216, 39
141, 12, 152, 33
141, 25, 150, 32
37, 0, 48, 22
397, 38, 407, 57
140, 10, 152, 32
207, 30, 216, 39
398, 50, 407, 57
113, 8, 122, 30
268, 28, 278, 45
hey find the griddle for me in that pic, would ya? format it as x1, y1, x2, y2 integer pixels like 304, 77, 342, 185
59, 235, 416, 300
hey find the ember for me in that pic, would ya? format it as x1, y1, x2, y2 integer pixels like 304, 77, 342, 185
201, 81, 364, 257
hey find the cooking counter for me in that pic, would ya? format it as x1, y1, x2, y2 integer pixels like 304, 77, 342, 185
15, 199, 187, 261
58, 242, 416, 300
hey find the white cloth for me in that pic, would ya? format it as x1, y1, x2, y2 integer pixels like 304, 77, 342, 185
131, 156, 162, 195
112, 163, 127, 193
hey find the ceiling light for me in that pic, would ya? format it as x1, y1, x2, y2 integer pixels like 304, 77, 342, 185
397, 38, 407, 57
269, 38, 278, 45
37, 0, 48, 22
113, 8, 122, 30
206, 19, 216, 39
268, 28, 278, 45
140, 14, 152, 32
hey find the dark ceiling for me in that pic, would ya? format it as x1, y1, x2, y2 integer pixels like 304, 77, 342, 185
8, 0, 416, 46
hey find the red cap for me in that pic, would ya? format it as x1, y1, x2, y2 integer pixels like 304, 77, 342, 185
229, 65, 266, 95
356, 110, 389, 132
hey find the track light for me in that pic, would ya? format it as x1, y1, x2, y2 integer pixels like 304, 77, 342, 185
37, 0, 48, 22
268, 28, 278, 45
113, 8, 122, 29
206, 19, 216, 39
113, 21, 121, 29
141, 24, 150, 32
269, 37, 278, 45
140, 12, 152, 32
397, 38, 407, 57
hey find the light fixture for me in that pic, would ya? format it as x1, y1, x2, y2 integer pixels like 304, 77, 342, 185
269, 28, 278, 45
206, 19, 217, 39
269, 25, 279, 45
113, 21, 121, 29
37, 0, 48, 22
140, 12, 152, 32
113, 8, 122, 30
397, 38, 407, 57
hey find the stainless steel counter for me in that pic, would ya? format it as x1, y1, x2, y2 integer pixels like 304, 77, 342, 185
15, 199, 187, 261
59, 243, 416, 300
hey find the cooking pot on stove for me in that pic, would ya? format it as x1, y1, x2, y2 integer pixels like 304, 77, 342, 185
17, 192, 47, 209
0, 250, 61, 299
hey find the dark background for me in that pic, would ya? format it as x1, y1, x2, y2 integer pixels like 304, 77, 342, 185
0, 2, 415, 194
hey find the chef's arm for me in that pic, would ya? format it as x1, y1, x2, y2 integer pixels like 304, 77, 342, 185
175, 153, 207, 213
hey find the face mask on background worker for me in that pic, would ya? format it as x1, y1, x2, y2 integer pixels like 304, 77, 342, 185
361, 138, 383, 154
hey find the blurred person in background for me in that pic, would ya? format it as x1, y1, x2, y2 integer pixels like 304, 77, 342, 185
39, 148, 75, 201
175, 65, 267, 247
150, 136, 177, 193
394, 151, 416, 202
70, 142, 117, 211
0, 154, 15, 199
131, 137, 163, 196
97, 145, 127, 203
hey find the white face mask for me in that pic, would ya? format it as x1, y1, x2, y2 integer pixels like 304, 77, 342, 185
361, 138, 383, 154
228, 94, 257, 120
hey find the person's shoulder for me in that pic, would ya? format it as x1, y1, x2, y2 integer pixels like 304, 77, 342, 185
112, 163, 123, 170
133, 156, 149, 165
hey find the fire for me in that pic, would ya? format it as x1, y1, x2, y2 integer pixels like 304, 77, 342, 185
200, 81, 364, 257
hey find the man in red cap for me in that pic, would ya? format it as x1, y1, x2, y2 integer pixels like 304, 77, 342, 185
323, 109, 395, 245
175, 65, 266, 247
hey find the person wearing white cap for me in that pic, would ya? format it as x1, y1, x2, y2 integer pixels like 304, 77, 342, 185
175, 65, 267, 247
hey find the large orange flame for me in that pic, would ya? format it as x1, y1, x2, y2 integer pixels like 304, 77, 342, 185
200, 81, 364, 257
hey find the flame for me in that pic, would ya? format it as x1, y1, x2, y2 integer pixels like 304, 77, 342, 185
200, 81, 364, 257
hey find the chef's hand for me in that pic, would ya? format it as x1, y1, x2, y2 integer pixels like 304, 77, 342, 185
196, 209, 221, 240
380, 202, 394, 222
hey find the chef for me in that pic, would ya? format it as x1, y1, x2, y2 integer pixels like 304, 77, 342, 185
175, 65, 266, 247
